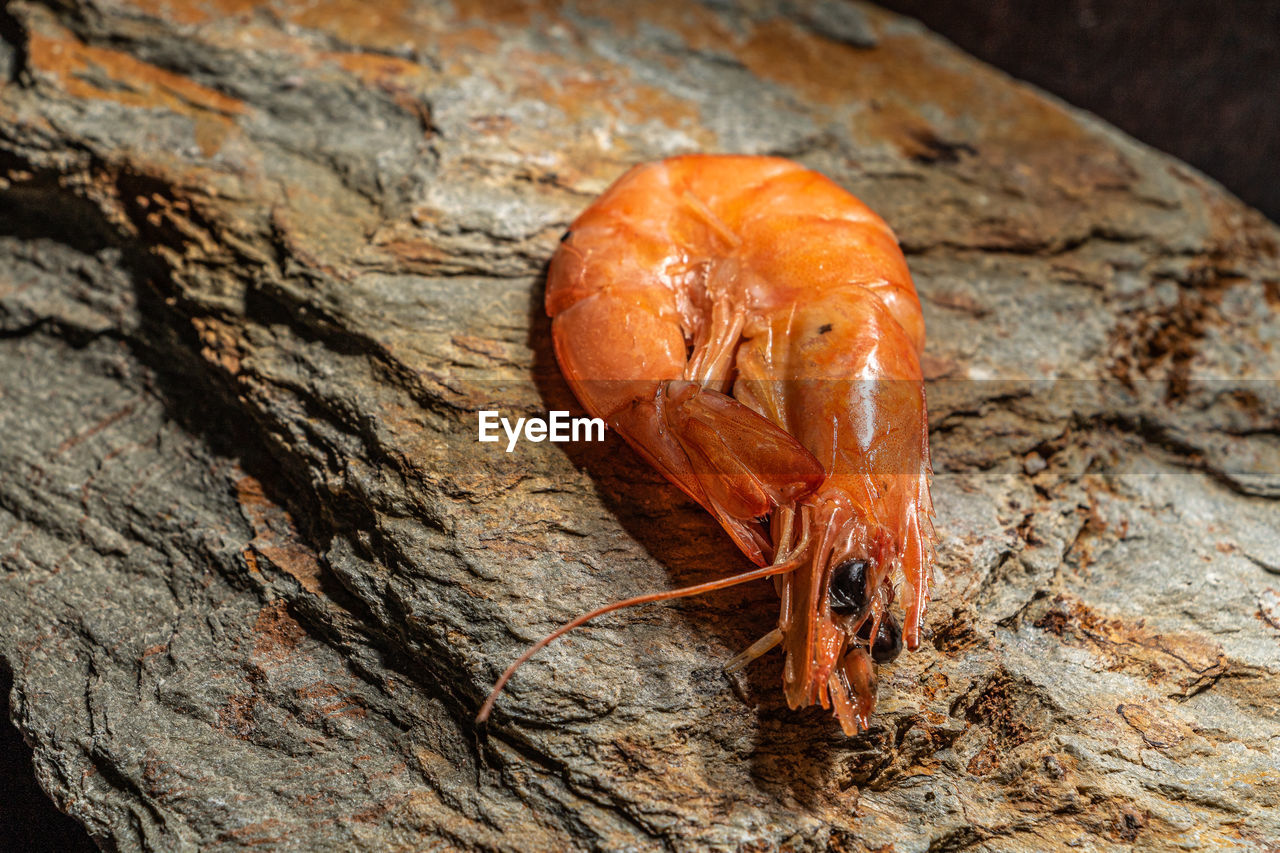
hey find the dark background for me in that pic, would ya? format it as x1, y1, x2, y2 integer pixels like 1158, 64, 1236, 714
876, 0, 1280, 222
2, 2, 1277, 851
1, 667, 98, 851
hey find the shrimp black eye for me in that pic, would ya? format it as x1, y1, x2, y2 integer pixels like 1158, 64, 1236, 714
828, 558, 871, 618
868, 613, 903, 663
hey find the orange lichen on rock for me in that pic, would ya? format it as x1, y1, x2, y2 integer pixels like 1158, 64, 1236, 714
503, 47, 701, 131
28, 26, 245, 118
27, 20, 245, 155
123, 0, 427, 49
288, 0, 429, 52
1116, 703, 1191, 750
252, 599, 307, 659
321, 51, 432, 88
236, 475, 326, 596
447, 0, 558, 29
295, 682, 369, 720
1033, 595, 1228, 695
192, 315, 244, 375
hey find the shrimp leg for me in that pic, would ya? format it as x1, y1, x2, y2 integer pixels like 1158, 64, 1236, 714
551, 281, 824, 566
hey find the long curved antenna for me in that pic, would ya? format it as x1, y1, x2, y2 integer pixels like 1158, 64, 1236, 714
476, 520, 813, 724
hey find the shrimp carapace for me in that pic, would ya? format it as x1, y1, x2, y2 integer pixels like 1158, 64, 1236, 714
479, 155, 934, 734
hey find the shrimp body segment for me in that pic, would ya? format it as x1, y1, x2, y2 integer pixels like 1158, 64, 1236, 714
545, 155, 934, 733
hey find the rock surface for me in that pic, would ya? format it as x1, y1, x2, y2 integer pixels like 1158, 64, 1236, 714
1, 1, 1278, 850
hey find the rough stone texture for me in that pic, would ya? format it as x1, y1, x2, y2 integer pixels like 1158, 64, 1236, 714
1, 1, 1278, 850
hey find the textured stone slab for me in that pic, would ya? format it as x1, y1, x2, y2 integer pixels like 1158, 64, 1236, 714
1, 1, 1278, 850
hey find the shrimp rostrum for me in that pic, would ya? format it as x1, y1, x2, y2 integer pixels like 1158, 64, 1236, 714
479, 155, 934, 734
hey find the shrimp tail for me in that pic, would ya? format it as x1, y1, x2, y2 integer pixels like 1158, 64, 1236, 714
610, 379, 825, 564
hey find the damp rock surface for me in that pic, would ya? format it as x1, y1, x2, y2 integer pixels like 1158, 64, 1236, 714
1, 1, 1278, 850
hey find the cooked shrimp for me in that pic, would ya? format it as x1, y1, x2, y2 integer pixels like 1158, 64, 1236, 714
478, 154, 934, 734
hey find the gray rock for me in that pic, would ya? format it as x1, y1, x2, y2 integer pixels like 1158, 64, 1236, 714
1, 0, 1277, 850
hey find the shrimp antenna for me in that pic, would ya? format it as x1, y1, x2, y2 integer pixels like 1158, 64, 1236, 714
476, 517, 812, 724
